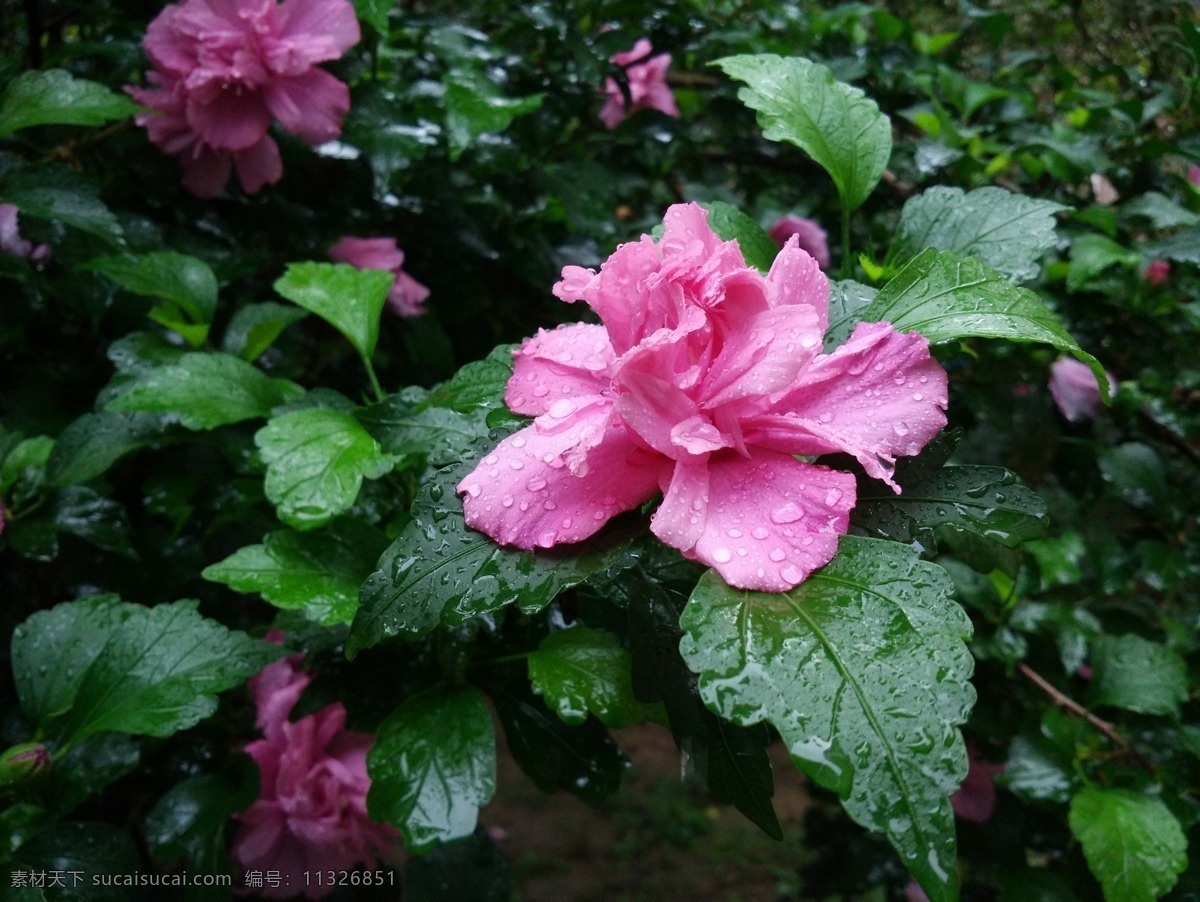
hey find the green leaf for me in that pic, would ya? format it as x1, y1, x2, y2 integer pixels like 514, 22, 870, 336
1143, 226, 1200, 265
220, 302, 309, 362
1098, 442, 1169, 512
13, 822, 140, 902
256, 407, 397, 531
864, 248, 1110, 403
349, 454, 645, 652
86, 253, 219, 347
892, 186, 1065, 282
1122, 192, 1200, 229
855, 464, 1048, 548
1002, 735, 1077, 805
1067, 234, 1139, 291
202, 519, 389, 625
5, 485, 136, 560
274, 262, 394, 360
421, 344, 516, 413
702, 201, 778, 272
714, 54, 892, 211
145, 774, 242, 891
679, 536, 975, 902
353, 0, 392, 37
358, 392, 491, 467
490, 684, 627, 807
367, 687, 496, 852
105, 352, 304, 429
1, 165, 122, 242
1069, 788, 1187, 902
825, 280, 878, 349
11, 596, 281, 747
45, 411, 170, 486
528, 628, 651, 728
443, 71, 544, 162
1088, 634, 1188, 716
0, 69, 139, 137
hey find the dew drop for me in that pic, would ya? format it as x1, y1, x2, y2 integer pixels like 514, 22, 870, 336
712, 547, 733, 564
544, 500, 557, 510
894, 421, 909, 437
510, 459, 524, 469
819, 412, 833, 423
532, 385, 550, 397
752, 527, 770, 540
549, 399, 574, 418
527, 477, 547, 491
781, 564, 802, 583
769, 548, 786, 562
728, 528, 743, 538
913, 392, 924, 401
465, 482, 481, 498
825, 488, 843, 506
562, 518, 573, 529
771, 502, 804, 524
512, 436, 527, 448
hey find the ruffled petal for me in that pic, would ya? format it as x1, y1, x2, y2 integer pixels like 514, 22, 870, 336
264, 68, 350, 145
232, 135, 283, 194
274, 0, 361, 65
700, 304, 823, 410
685, 451, 856, 591
767, 235, 830, 329
746, 321, 948, 490
185, 87, 272, 151
650, 459, 709, 552
505, 323, 616, 417
458, 402, 664, 549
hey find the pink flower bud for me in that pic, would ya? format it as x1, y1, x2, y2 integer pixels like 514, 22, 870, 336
767, 214, 831, 269
1143, 259, 1171, 286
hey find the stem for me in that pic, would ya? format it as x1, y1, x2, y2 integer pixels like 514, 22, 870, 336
362, 354, 385, 403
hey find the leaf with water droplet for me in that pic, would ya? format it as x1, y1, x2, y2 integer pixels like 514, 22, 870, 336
274, 262, 394, 361
1087, 634, 1187, 717
1069, 787, 1187, 902
11, 596, 281, 748
348, 442, 647, 653
528, 628, 658, 729
368, 686, 495, 852
202, 519, 389, 625
855, 463, 1048, 549
256, 407, 398, 531
358, 390, 491, 468
679, 536, 975, 902
864, 248, 1109, 403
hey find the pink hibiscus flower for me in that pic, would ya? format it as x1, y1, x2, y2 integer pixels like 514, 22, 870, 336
129, 0, 360, 198
599, 38, 680, 130
231, 645, 395, 897
767, 213, 830, 270
1187, 164, 1200, 187
456, 203, 948, 592
1049, 357, 1115, 423
950, 743, 1004, 824
328, 236, 430, 317
1143, 258, 1171, 286
0, 203, 49, 262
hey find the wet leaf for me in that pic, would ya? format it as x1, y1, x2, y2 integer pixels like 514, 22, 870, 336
6, 485, 137, 560
1002, 735, 1077, 805
256, 407, 397, 531
864, 248, 1109, 402
1067, 234, 1138, 291
368, 687, 495, 852
444, 71, 544, 161
892, 186, 1065, 282
679, 536, 974, 902
274, 262, 394, 360
145, 774, 242, 888
714, 54, 891, 211
45, 411, 171, 486
86, 252, 219, 347
855, 464, 1048, 548
1, 165, 123, 242
825, 280, 878, 350
528, 627, 652, 728
1069, 787, 1187, 902
1088, 634, 1187, 716
12, 822, 139, 902
106, 352, 304, 430
420, 344, 515, 413
202, 519, 389, 625
0, 69, 138, 136
490, 684, 627, 807
220, 302, 309, 362
358, 393, 491, 467
11, 596, 280, 747
703, 201, 778, 272
349, 454, 646, 652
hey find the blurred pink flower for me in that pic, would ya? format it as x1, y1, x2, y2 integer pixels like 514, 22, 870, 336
231, 643, 395, 898
1049, 357, 1115, 423
951, 744, 1004, 824
599, 38, 679, 129
328, 236, 430, 317
767, 214, 830, 269
129, 0, 360, 198
0, 204, 49, 262
1143, 259, 1171, 286
1188, 164, 1200, 186
457, 203, 948, 592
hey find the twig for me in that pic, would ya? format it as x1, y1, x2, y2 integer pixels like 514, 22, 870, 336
1017, 662, 1150, 769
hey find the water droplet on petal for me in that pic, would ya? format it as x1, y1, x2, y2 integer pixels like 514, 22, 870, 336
532, 385, 550, 397
825, 488, 843, 506
712, 547, 732, 563
752, 527, 770, 540
512, 436, 527, 448
819, 412, 833, 424
466, 483, 481, 497
771, 502, 804, 524
781, 564, 802, 584
769, 548, 786, 562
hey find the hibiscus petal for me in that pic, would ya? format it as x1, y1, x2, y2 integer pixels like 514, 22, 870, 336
328, 236, 405, 272
232, 136, 283, 194
682, 451, 856, 592
180, 144, 233, 198
767, 235, 830, 329
458, 403, 663, 549
265, 68, 350, 145
505, 323, 616, 417
650, 459, 710, 552
275, 0, 362, 63
186, 88, 272, 151
746, 321, 948, 490
700, 304, 822, 410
